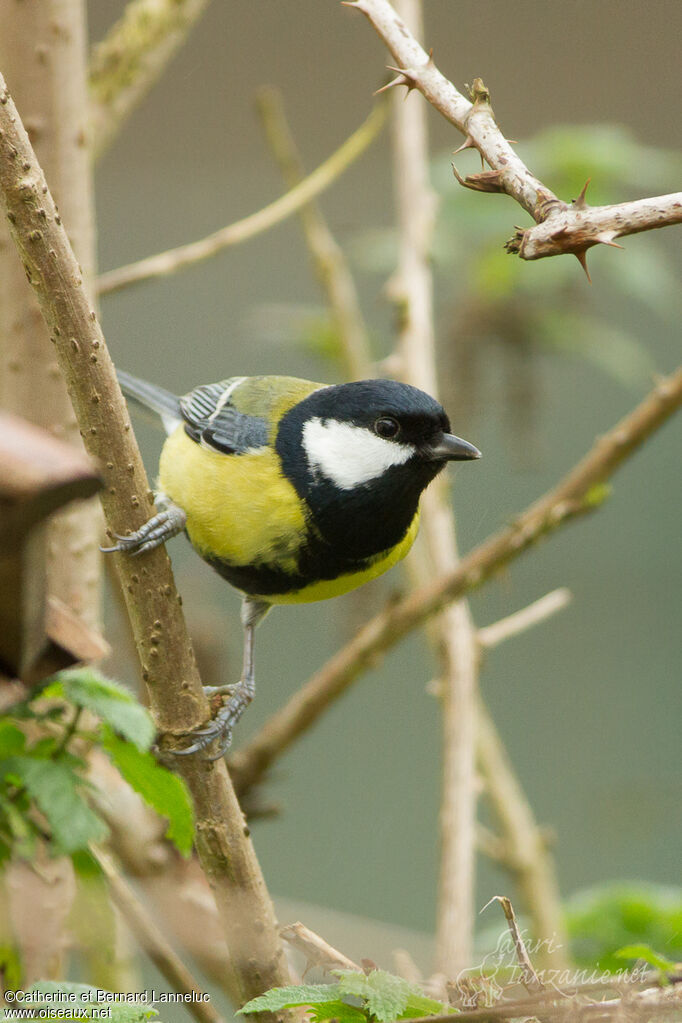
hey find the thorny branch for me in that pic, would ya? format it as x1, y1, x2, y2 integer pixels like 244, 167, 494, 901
346, 0, 682, 273
229, 367, 682, 795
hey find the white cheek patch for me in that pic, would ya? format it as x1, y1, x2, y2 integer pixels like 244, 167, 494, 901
302, 417, 413, 490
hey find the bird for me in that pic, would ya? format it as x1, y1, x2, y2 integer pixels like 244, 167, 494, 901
104, 370, 481, 758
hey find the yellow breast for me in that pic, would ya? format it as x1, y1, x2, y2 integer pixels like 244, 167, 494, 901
158, 426, 305, 575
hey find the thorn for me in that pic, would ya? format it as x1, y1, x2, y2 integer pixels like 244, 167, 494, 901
452, 165, 504, 193
426, 48, 435, 68
594, 231, 624, 249
452, 162, 466, 187
374, 74, 409, 95
386, 63, 417, 92
574, 178, 591, 209
575, 250, 592, 283
452, 135, 476, 155
506, 139, 518, 145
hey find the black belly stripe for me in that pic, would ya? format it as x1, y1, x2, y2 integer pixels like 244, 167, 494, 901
202, 524, 397, 598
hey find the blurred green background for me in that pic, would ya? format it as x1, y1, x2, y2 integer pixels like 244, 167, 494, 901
89, 0, 680, 948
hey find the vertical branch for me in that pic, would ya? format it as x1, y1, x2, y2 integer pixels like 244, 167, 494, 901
0, 76, 290, 1012
388, 0, 478, 976
0, 0, 101, 630
477, 703, 568, 969
256, 87, 375, 382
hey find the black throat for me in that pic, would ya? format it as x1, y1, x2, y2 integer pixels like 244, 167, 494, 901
276, 406, 443, 563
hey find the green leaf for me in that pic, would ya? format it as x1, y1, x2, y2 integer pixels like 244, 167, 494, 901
566, 882, 682, 972
46, 669, 155, 751
336, 971, 411, 1023
308, 1001, 369, 1023
614, 943, 677, 973
0, 792, 38, 859
239, 984, 343, 1014
401, 994, 449, 1018
0, 723, 26, 757
101, 729, 193, 856
1, 758, 108, 854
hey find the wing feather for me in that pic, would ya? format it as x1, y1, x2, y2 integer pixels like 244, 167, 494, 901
179, 378, 269, 455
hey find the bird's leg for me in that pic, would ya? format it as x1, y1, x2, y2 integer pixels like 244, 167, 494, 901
100, 493, 187, 555
176, 598, 270, 759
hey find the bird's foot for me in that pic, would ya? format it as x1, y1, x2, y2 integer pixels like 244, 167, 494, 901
175, 680, 254, 760
100, 502, 187, 556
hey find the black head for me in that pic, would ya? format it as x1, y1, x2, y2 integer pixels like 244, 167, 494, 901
276, 379, 480, 561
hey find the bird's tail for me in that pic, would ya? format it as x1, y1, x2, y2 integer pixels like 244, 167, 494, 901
117, 369, 182, 433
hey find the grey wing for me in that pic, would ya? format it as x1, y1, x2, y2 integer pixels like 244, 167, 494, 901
179, 378, 269, 455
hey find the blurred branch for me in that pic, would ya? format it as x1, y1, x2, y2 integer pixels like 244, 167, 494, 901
387, 0, 477, 975
279, 922, 361, 974
410, 973, 682, 1023
97, 102, 387, 296
0, 75, 289, 1010
94, 849, 224, 1023
482, 895, 543, 993
477, 704, 568, 969
229, 367, 682, 795
256, 87, 374, 381
346, 0, 682, 271
478, 588, 572, 650
89, 0, 211, 161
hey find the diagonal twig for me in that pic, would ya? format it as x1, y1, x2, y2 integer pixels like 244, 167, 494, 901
97, 101, 387, 296
89, 0, 212, 160
94, 849, 225, 1023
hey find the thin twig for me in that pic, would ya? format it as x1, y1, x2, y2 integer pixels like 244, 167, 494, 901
346, 0, 682, 270
0, 74, 289, 1012
97, 102, 387, 296
279, 922, 361, 975
93, 849, 224, 1023
256, 87, 374, 382
229, 367, 682, 796
481, 895, 543, 993
89, 0, 211, 160
478, 588, 572, 650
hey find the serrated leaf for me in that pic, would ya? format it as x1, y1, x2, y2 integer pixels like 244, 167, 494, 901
1, 758, 107, 853
239, 984, 342, 1014
614, 943, 677, 973
46, 670, 155, 751
336, 971, 411, 1023
101, 729, 193, 856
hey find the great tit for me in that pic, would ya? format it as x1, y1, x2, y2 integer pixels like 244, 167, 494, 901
105, 370, 480, 757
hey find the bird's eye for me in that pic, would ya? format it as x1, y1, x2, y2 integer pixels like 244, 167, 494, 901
374, 417, 400, 439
